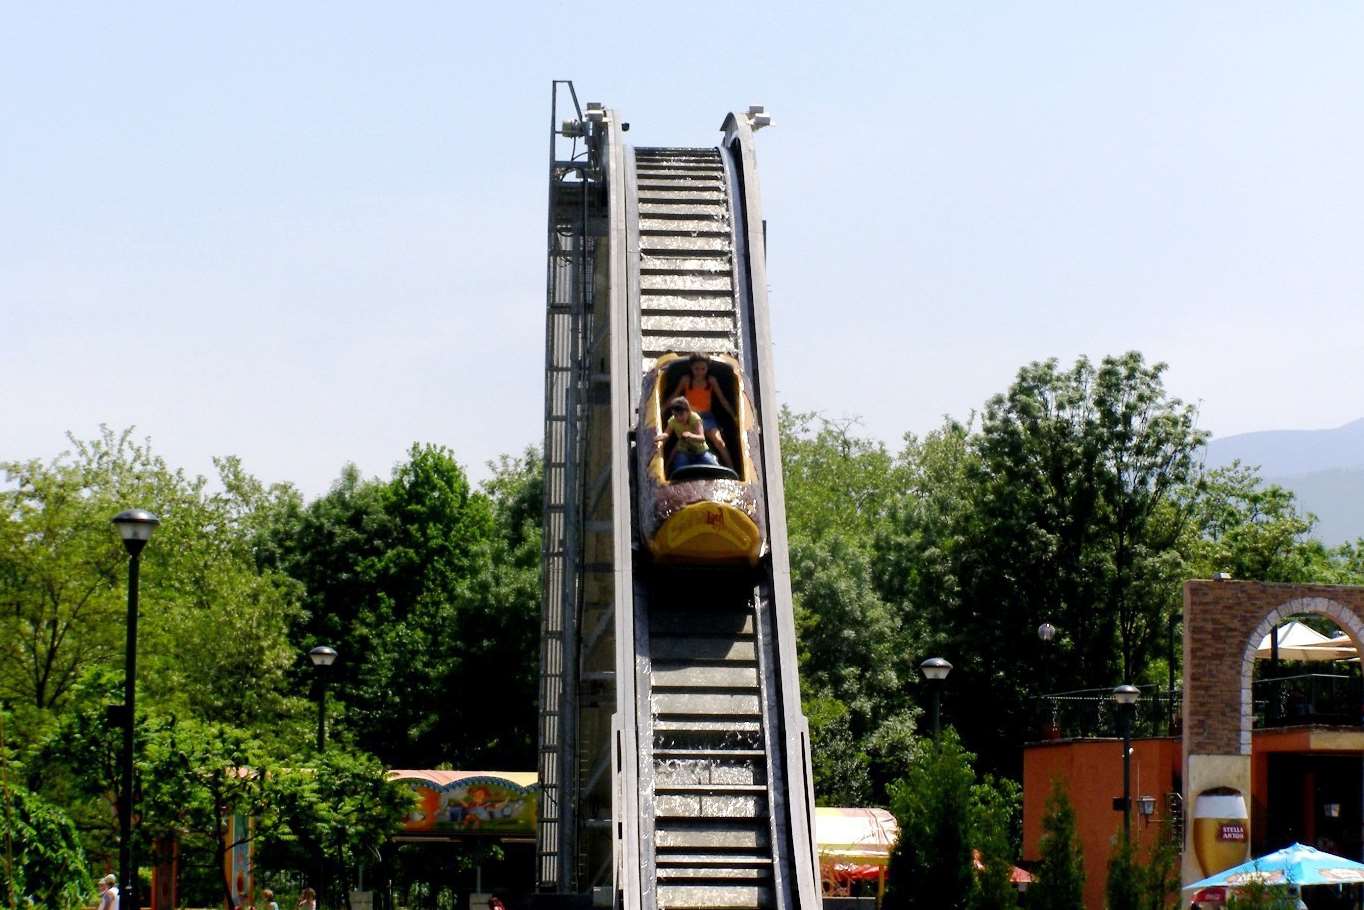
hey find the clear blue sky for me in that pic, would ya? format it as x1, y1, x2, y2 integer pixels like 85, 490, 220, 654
5, 2, 1362, 497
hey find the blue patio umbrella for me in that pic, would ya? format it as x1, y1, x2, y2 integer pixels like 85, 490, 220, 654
1188, 842, 1364, 890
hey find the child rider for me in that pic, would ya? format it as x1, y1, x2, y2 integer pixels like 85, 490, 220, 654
659, 397, 719, 476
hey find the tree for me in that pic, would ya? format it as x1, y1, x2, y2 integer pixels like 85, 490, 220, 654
0, 433, 142, 712
1139, 821, 1180, 910
0, 428, 304, 730
794, 534, 918, 798
871, 418, 975, 629
1031, 779, 1084, 910
3, 701, 91, 910
263, 444, 539, 768
782, 411, 921, 802
138, 718, 279, 910
970, 775, 1021, 910
1091, 353, 1205, 681
37, 694, 277, 908
39, 698, 408, 910
1187, 463, 1325, 582
884, 733, 976, 910
1104, 837, 1140, 910
871, 355, 1206, 774
781, 409, 903, 546
802, 696, 871, 806
481, 448, 545, 630
133, 717, 409, 910
140, 454, 305, 727
883, 733, 1023, 910
0, 778, 91, 910
267, 750, 413, 909
1224, 878, 1296, 909
967, 353, 1203, 689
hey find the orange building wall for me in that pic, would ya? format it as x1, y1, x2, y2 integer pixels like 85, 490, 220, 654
1023, 738, 1181, 910
1024, 729, 1364, 907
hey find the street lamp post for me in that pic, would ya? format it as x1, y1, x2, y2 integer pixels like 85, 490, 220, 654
1167, 613, 1182, 735
1112, 684, 1140, 843
307, 645, 338, 907
112, 509, 160, 910
1038, 622, 1058, 737
919, 658, 952, 739
309, 646, 338, 752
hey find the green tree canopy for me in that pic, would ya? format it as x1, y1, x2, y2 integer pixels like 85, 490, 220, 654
0, 776, 90, 910
262, 445, 540, 768
781, 411, 920, 802
883, 732, 1020, 910
0, 429, 305, 735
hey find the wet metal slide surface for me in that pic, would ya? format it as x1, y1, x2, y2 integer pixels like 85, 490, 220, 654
634, 147, 738, 369
624, 139, 818, 910
638, 578, 800, 910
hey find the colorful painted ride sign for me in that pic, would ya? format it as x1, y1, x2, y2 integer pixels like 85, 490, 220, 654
391, 771, 537, 836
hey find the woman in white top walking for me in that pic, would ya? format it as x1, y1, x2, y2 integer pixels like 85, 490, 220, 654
97, 874, 119, 910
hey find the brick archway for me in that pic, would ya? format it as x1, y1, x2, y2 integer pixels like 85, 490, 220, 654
1236, 597, 1364, 754
1181, 580, 1364, 889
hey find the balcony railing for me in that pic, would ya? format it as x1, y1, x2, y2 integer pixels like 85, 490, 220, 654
1028, 685, 1181, 741
1029, 674, 1364, 740
1254, 673, 1362, 728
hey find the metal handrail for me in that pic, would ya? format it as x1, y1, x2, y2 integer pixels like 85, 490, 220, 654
1028, 685, 1182, 740
1253, 673, 1362, 728
1029, 673, 1364, 740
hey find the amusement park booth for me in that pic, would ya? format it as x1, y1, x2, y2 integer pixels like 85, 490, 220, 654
387, 770, 539, 910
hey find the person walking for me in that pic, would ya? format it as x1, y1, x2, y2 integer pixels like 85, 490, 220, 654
296, 887, 316, 910
97, 875, 119, 910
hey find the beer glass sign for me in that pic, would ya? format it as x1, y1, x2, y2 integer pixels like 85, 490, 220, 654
1193, 788, 1250, 876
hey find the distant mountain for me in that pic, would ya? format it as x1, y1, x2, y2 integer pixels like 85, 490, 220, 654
1206, 418, 1364, 476
1275, 468, 1364, 546
1206, 419, 1364, 546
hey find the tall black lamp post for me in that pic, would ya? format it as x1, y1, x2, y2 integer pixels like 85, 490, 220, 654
112, 509, 160, 910
1112, 684, 1140, 843
920, 658, 952, 739
309, 646, 338, 752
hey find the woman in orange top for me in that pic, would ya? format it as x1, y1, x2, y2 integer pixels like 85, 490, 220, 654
667, 354, 736, 468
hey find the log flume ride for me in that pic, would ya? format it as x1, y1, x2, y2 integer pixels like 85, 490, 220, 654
537, 83, 819, 910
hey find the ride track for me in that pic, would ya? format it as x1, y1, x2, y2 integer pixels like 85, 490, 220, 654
538, 83, 820, 910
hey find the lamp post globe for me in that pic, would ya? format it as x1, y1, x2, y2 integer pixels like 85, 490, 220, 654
1112, 684, 1141, 842
112, 509, 161, 554
1112, 684, 1140, 707
919, 658, 952, 738
920, 657, 952, 681
110, 508, 159, 910
1037, 622, 1057, 642
309, 645, 338, 668
309, 646, 338, 751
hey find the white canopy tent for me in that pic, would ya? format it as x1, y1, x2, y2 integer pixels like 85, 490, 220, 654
1255, 621, 1357, 662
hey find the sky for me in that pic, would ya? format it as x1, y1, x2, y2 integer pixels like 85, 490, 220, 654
5, 2, 1362, 499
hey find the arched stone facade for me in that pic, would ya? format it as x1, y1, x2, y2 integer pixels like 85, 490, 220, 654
1181, 580, 1364, 889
